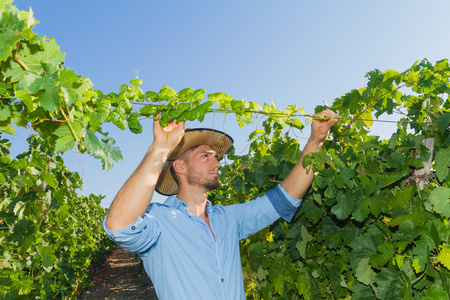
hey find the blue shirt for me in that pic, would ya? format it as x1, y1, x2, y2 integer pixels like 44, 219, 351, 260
102, 185, 301, 300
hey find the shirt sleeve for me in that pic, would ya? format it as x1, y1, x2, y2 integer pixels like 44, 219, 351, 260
102, 214, 161, 256
232, 184, 302, 240
266, 184, 302, 222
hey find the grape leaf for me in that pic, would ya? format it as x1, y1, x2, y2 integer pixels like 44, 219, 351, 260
38, 245, 56, 272
373, 268, 408, 300
435, 147, 450, 182
359, 110, 373, 127
331, 192, 355, 220
356, 258, 376, 285
438, 112, 450, 133
437, 243, 450, 271
0, 32, 22, 62
429, 187, 450, 218
41, 170, 58, 189
19, 39, 65, 71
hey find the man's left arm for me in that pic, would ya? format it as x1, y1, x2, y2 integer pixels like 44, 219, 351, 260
281, 109, 339, 199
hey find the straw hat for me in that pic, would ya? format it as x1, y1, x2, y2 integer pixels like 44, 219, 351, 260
155, 128, 234, 196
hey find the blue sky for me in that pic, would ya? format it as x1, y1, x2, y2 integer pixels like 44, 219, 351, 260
10, 0, 450, 206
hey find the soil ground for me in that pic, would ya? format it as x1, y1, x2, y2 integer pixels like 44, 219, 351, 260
78, 247, 158, 300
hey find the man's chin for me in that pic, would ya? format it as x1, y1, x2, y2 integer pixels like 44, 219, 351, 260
204, 180, 219, 191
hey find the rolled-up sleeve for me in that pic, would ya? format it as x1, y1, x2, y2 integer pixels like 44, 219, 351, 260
233, 185, 302, 240
102, 214, 161, 256
266, 184, 301, 222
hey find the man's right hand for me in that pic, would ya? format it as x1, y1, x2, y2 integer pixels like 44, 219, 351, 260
153, 118, 185, 151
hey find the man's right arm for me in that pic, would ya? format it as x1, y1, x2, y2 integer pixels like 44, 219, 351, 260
104, 120, 185, 231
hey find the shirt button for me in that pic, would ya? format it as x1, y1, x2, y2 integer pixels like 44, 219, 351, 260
131, 226, 136, 230
221, 278, 224, 282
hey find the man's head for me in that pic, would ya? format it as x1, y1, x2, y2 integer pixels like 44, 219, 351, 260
170, 144, 221, 192
155, 128, 233, 196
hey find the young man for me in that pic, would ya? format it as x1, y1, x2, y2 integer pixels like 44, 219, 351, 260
103, 109, 339, 299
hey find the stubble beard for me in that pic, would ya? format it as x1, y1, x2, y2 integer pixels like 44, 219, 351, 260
186, 165, 219, 191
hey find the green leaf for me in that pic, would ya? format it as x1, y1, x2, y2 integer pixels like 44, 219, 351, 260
366, 173, 407, 189
390, 210, 433, 227
3, 60, 25, 81
356, 258, 376, 285
0, 32, 22, 62
112, 115, 126, 130
390, 185, 416, 209
386, 152, 406, 168
349, 235, 377, 268
429, 187, 450, 218
15, 89, 36, 111
327, 263, 345, 299
145, 90, 158, 101
268, 258, 287, 295
0, 121, 15, 134
438, 112, 450, 133
0, 105, 11, 121
27, 77, 61, 111
19, 39, 65, 71
374, 268, 408, 300
353, 196, 380, 222
38, 245, 56, 272
435, 147, 450, 182
412, 243, 429, 273
127, 113, 142, 134
424, 282, 449, 299
93, 137, 123, 170
349, 281, 376, 300
130, 78, 142, 87
139, 104, 158, 116
296, 268, 321, 299
83, 129, 102, 153
359, 110, 373, 127
295, 225, 310, 259
369, 243, 396, 269
53, 124, 82, 153
331, 192, 355, 220
437, 243, 450, 271
59, 68, 84, 107
41, 171, 58, 189
159, 84, 176, 100
13, 201, 26, 219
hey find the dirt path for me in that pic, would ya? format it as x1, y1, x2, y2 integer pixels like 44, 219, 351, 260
78, 247, 158, 300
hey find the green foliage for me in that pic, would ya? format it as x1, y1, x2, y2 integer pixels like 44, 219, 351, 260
0, 134, 115, 299
210, 60, 450, 299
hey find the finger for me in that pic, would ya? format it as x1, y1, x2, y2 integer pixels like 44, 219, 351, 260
176, 121, 185, 131
153, 114, 162, 130
163, 120, 185, 133
316, 110, 339, 122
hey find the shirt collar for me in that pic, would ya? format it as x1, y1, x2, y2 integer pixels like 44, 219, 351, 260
164, 196, 213, 215
164, 195, 187, 210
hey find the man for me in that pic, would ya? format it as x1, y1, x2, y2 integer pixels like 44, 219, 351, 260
103, 109, 339, 299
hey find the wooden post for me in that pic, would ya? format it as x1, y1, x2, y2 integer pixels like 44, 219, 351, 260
413, 137, 435, 190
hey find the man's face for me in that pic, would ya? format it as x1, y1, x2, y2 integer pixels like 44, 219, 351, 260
185, 144, 221, 191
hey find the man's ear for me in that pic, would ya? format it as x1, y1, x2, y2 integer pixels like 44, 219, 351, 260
172, 159, 187, 175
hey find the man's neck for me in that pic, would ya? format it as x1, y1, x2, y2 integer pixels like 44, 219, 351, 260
177, 186, 214, 234
177, 186, 209, 218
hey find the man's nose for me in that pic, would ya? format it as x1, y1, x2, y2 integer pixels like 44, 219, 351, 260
212, 157, 221, 169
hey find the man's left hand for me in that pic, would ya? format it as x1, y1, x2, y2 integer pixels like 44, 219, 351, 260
309, 109, 340, 145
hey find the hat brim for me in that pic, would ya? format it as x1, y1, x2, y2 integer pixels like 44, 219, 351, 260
155, 128, 234, 196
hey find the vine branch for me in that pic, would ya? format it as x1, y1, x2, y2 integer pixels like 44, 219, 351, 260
14, 40, 30, 71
